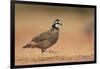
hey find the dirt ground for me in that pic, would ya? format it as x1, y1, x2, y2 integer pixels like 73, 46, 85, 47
15, 4, 95, 65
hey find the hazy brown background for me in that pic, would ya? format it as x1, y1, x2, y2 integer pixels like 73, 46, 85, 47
15, 4, 95, 65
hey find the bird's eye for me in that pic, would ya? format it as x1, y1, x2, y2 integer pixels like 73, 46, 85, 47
59, 22, 61, 23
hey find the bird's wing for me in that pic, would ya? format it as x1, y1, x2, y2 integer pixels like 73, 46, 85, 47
32, 31, 51, 42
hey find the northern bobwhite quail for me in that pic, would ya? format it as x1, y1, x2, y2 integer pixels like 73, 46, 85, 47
23, 19, 62, 53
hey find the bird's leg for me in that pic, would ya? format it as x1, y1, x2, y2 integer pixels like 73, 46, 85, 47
41, 49, 45, 54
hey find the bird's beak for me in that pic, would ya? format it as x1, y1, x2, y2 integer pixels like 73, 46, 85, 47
60, 23, 62, 25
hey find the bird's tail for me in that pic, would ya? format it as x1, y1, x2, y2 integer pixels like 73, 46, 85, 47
23, 42, 36, 48
23, 44, 33, 48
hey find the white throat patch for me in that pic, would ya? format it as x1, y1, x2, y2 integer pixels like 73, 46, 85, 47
55, 24, 60, 28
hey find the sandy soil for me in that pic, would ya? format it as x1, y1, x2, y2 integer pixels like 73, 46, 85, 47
15, 4, 95, 65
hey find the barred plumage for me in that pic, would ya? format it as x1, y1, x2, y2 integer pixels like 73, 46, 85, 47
23, 19, 62, 53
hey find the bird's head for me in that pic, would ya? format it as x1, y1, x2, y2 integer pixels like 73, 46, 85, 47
52, 19, 62, 29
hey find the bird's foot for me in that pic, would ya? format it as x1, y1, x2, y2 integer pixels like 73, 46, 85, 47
41, 49, 57, 54
47, 51, 57, 54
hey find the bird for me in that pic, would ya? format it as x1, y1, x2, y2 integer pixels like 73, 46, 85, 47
23, 19, 62, 53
